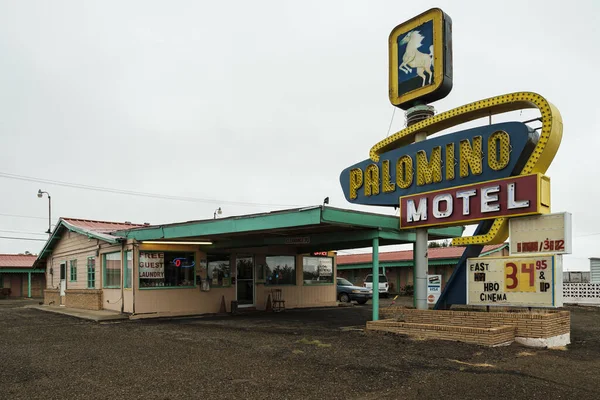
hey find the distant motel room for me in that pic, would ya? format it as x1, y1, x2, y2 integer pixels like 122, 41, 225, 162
33, 206, 461, 317
336, 244, 508, 294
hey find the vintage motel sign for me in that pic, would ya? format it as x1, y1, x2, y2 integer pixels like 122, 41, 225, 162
340, 122, 537, 207
466, 255, 563, 308
339, 91, 563, 246
389, 8, 453, 110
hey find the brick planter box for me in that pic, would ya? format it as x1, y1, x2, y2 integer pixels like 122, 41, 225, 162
369, 307, 570, 348
367, 320, 515, 347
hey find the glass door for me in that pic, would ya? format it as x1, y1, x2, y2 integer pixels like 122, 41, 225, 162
236, 256, 254, 307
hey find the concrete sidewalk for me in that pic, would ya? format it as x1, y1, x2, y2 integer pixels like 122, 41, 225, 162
27, 305, 129, 322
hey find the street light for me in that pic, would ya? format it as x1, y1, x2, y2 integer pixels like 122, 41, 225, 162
37, 189, 52, 235
213, 207, 222, 219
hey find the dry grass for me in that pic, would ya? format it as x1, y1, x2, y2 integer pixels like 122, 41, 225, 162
549, 346, 568, 351
449, 359, 495, 368
517, 351, 536, 357
296, 338, 331, 348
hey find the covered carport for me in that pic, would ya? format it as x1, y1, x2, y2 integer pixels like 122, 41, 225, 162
115, 205, 463, 319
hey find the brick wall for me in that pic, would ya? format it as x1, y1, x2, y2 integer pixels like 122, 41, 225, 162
44, 289, 60, 306
372, 307, 570, 345
64, 289, 103, 310
367, 320, 515, 347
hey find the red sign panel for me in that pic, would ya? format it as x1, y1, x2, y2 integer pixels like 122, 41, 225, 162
399, 174, 547, 229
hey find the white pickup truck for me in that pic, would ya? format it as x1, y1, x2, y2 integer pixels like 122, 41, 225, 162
363, 274, 389, 297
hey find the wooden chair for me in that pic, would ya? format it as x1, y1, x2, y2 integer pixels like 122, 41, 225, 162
271, 289, 285, 312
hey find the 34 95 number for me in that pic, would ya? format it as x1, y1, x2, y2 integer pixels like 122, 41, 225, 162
504, 260, 547, 292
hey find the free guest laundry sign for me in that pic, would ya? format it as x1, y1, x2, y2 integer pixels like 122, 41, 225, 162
139, 252, 165, 279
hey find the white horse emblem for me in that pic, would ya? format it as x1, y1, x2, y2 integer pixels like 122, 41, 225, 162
398, 30, 434, 87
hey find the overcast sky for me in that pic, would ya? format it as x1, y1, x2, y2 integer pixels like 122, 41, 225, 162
0, 0, 598, 271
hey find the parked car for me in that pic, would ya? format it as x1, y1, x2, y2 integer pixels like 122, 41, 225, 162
336, 277, 372, 305
364, 274, 389, 297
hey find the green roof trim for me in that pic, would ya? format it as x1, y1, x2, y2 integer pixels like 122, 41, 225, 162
337, 259, 457, 270
115, 206, 464, 242
481, 243, 508, 256
116, 206, 324, 240
0, 269, 45, 273
33, 219, 120, 269
336, 244, 509, 270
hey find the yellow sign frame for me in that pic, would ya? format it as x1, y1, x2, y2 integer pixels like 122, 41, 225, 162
388, 8, 448, 108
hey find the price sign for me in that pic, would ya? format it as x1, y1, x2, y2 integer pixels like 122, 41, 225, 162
466, 255, 563, 308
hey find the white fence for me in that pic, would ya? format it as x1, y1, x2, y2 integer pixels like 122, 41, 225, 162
563, 283, 600, 305
563, 271, 590, 283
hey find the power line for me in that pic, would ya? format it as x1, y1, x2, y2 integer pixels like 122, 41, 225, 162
385, 107, 397, 137
0, 235, 47, 242
0, 229, 48, 236
0, 171, 303, 208
0, 212, 47, 220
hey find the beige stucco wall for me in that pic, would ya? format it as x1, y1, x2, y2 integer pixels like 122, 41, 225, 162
44, 233, 337, 316
253, 253, 336, 310
46, 230, 99, 290
132, 246, 336, 316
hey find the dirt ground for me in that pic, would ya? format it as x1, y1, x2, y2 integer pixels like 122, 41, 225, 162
1, 299, 599, 400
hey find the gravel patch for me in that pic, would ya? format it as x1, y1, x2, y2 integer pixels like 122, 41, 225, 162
1, 300, 599, 399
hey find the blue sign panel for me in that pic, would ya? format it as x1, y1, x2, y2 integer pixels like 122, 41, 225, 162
397, 20, 435, 93
339, 122, 537, 206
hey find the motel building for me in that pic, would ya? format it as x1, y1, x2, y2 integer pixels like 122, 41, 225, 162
336, 244, 509, 293
0, 254, 45, 299
34, 206, 462, 317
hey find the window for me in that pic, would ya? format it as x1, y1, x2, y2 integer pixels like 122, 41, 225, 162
365, 274, 388, 283
87, 257, 96, 289
265, 256, 296, 285
60, 263, 66, 280
103, 252, 121, 288
303, 257, 334, 285
139, 251, 195, 288
69, 259, 77, 282
207, 255, 231, 287
124, 251, 133, 289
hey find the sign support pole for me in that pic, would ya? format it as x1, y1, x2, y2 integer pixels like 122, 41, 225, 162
372, 236, 380, 321
408, 106, 433, 310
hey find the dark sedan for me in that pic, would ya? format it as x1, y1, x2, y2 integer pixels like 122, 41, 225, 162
336, 277, 373, 305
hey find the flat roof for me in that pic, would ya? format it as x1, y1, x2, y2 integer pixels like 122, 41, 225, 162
337, 243, 508, 269
115, 205, 465, 252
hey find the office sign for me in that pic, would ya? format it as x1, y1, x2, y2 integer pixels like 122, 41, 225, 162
509, 212, 572, 256
466, 255, 563, 307
139, 252, 165, 279
427, 274, 442, 304
399, 174, 550, 229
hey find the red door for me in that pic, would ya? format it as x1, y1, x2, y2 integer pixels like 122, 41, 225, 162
9, 275, 22, 297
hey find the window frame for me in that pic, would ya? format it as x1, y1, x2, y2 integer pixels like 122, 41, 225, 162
69, 259, 77, 282
87, 257, 96, 289
206, 255, 231, 288
138, 250, 196, 290
103, 252, 122, 289
265, 255, 297, 286
124, 250, 133, 289
302, 256, 335, 285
